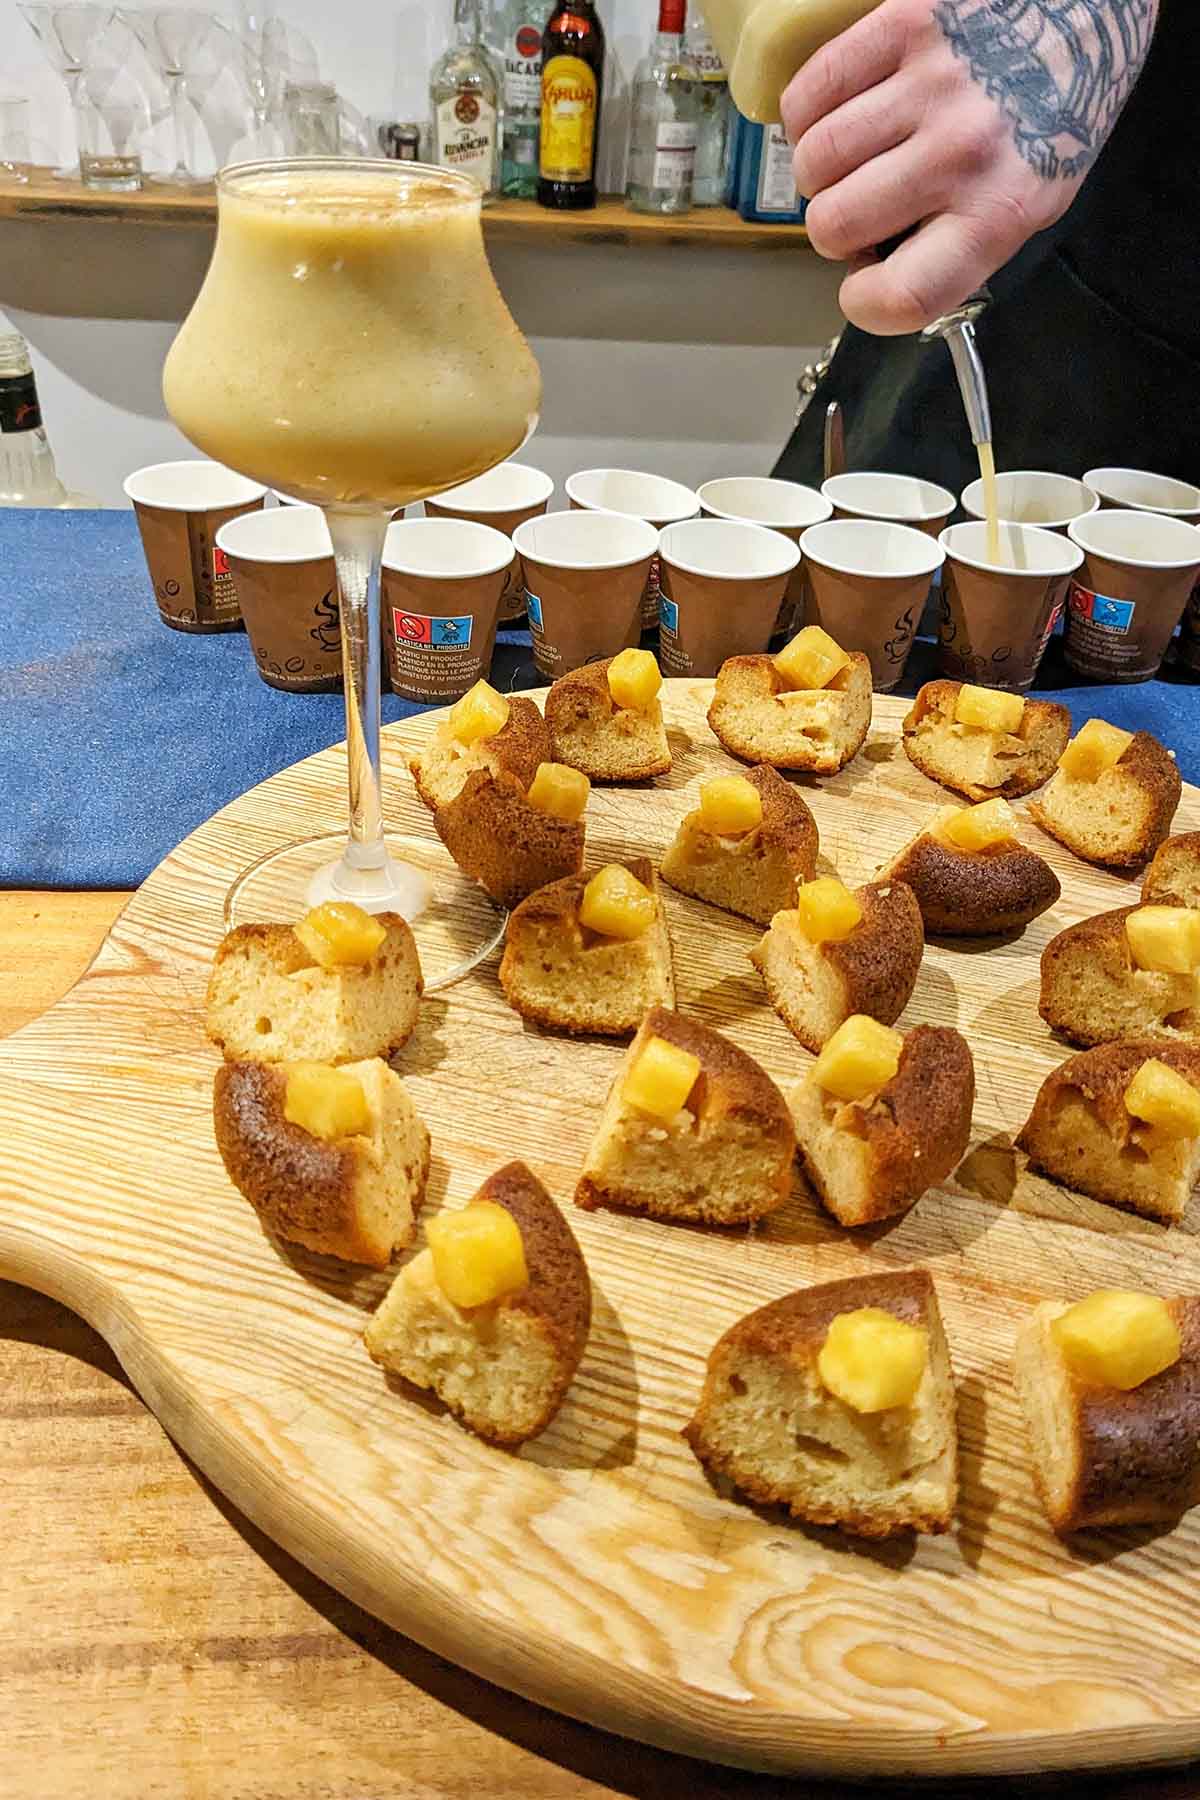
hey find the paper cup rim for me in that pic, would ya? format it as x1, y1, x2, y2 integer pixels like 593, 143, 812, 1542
512, 508, 660, 571
564, 467, 700, 524
960, 470, 1101, 529
820, 470, 956, 522
940, 520, 1084, 578
697, 476, 833, 530
1068, 508, 1200, 570
382, 516, 516, 579
800, 517, 945, 579
659, 517, 801, 581
123, 459, 268, 509
1083, 466, 1200, 516
425, 461, 556, 513
215, 506, 332, 563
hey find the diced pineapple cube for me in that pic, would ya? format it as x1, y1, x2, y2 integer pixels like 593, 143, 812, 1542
1124, 1058, 1200, 1139
294, 900, 387, 969
1125, 906, 1200, 975
773, 625, 851, 692
425, 1201, 529, 1309
622, 1033, 701, 1121
817, 1308, 928, 1413
794, 877, 863, 944
448, 678, 510, 745
607, 647, 662, 711
1051, 1290, 1181, 1391
284, 1062, 371, 1140
953, 684, 1025, 734
527, 761, 590, 823
698, 775, 763, 837
1059, 718, 1134, 781
579, 865, 656, 940
812, 1014, 903, 1102
938, 797, 1019, 853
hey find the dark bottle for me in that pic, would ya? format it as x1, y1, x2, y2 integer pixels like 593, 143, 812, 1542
537, 0, 605, 210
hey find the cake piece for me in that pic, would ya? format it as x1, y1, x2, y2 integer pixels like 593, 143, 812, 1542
206, 903, 423, 1064
410, 679, 549, 812
575, 1004, 794, 1224
1018, 1041, 1200, 1223
434, 759, 587, 911
1014, 1289, 1200, 1533
750, 876, 924, 1052
901, 680, 1070, 802
499, 858, 674, 1036
1028, 718, 1181, 869
1039, 903, 1200, 1046
875, 798, 1060, 937
364, 1161, 591, 1446
684, 1269, 958, 1538
660, 766, 818, 925
213, 1057, 430, 1267
544, 650, 671, 782
789, 1018, 975, 1226
1143, 832, 1200, 910
708, 625, 873, 774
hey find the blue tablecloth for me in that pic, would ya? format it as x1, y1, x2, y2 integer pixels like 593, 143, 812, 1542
2, 508, 1198, 890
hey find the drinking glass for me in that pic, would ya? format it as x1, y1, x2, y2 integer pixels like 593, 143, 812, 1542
282, 80, 339, 155
0, 98, 32, 182
119, 6, 224, 184
80, 62, 151, 187
162, 159, 542, 983
16, 2, 115, 176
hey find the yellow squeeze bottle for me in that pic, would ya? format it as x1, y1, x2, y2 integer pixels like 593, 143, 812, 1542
702, 0, 881, 121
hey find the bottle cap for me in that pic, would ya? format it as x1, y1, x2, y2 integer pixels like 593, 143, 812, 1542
659, 0, 686, 32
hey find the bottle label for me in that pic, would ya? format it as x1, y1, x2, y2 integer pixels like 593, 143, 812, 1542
505, 24, 543, 111
435, 93, 498, 187
757, 121, 799, 215
652, 120, 698, 192
0, 370, 42, 435
540, 54, 597, 182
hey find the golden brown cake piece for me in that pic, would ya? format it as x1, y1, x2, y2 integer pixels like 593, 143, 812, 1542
544, 652, 671, 782
575, 1004, 794, 1225
750, 877, 924, 1052
684, 1269, 958, 1538
206, 908, 422, 1065
901, 680, 1070, 802
1014, 1291, 1200, 1533
364, 1161, 591, 1446
1143, 832, 1200, 910
1018, 1041, 1200, 1223
1039, 904, 1200, 1047
660, 766, 818, 926
433, 765, 586, 911
789, 1019, 975, 1227
213, 1057, 430, 1267
410, 687, 549, 812
876, 801, 1060, 937
707, 641, 873, 775
1028, 719, 1181, 869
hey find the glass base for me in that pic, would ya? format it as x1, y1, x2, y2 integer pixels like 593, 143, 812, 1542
224, 830, 508, 993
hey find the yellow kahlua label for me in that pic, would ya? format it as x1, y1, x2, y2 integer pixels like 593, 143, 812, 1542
540, 55, 598, 182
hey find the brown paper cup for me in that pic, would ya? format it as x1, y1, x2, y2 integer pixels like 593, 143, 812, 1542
822, 471, 954, 541
215, 506, 341, 693
799, 519, 944, 691
425, 461, 555, 624
565, 468, 699, 630
381, 518, 514, 702
1083, 467, 1200, 521
961, 469, 1099, 532
512, 510, 660, 680
1064, 509, 1200, 683
938, 522, 1084, 690
698, 476, 832, 636
123, 460, 267, 632
657, 519, 800, 678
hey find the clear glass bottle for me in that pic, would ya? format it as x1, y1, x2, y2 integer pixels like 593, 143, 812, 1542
492, 0, 543, 198
684, 2, 731, 205
0, 333, 68, 507
431, 0, 502, 201
626, 0, 702, 217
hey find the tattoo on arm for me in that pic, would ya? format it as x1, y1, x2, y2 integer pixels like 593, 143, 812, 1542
933, 0, 1158, 181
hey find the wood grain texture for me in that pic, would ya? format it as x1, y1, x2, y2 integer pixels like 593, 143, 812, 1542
4, 684, 1200, 1781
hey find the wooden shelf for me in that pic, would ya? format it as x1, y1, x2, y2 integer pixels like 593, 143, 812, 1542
0, 169, 810, 250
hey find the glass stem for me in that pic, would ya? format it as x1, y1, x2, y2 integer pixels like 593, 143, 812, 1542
326, 506, 389, 875
168, 71, 191, 177
65, 70, 89, 176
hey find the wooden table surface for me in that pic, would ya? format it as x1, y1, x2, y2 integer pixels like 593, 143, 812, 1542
4, 887, 1200, 1800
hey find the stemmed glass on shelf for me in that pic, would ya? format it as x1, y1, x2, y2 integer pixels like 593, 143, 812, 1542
17, 2, 117, 176
118, 6, 226, 184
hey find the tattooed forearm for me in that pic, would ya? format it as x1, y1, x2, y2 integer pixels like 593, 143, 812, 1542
932, 0, 1158, 181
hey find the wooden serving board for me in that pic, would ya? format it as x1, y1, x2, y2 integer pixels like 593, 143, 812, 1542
5, 684, 1200, 1781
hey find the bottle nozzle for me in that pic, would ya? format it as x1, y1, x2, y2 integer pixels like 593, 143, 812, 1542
920, 290, 992, 448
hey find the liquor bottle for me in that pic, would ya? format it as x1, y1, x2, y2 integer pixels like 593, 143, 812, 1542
493, 0, 544, 197
0, 331, 68, 507
626, 0, 701, 216
431, 0, 502, 201
736, 118, 806, 223
538, 0, 605, 211
684, 2, 730, 205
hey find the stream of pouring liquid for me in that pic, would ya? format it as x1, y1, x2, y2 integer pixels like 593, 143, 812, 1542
976, 439, 1002, 566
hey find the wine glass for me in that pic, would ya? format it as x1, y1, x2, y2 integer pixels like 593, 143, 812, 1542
119, 6, 225, 184
162, 159, 542, 984
229, 5, 319, 159
16, 2, 116, 176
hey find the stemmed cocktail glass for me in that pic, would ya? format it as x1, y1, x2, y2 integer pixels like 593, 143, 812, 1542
17, 2, 116, 176
120, 6, 226, 184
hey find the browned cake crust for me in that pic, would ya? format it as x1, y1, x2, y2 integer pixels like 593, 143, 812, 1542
213, 1061, 431, 1267
410, 695, 549, 811
434, 766, 585, 910
706, 651, 873, 773
1143, 832, 1200, 908
544, 658, 671, 782
1028, 731, 1182, 869
1038, 904, 1200, 1046
742, 764, 820, 869
901, 681, 1071, 801
881, 831, 1061, 937
824, 879, 925, 1023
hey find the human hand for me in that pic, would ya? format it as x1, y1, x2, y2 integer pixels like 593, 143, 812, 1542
781, 0, 1158, 335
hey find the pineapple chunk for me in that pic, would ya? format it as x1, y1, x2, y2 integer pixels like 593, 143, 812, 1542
527, 761, 590, 823
954, 684, 1025, 734
1124, 1058, 1200, 1139
1125, 905, 1200, 975
426, 1201, 529, 1309
579, 864, 656, 940
794, 877, 863, 944
1051, 1290, 1181, 1391
773, 625, 851, 692
817, 1308, 928, 1413
1059, 717, 1134, 781
448, 678, 510, 745
622, 1033, 701, 1121
294, 900, 386, 969
284, 1062, 371, 1141
813, 1014, 903, 1102
698, 775, 763, 837
938, 797, 1019, 853
607, 647, 662, 711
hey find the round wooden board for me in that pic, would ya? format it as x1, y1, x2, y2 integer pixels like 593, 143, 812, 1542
5, 682, 1200, 1781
